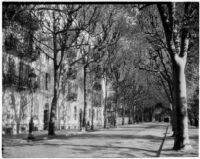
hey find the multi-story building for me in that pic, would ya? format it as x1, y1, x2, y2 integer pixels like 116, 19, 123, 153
2, 13, 55, 134
56, 59, 105, 130
2, 10, 104, 135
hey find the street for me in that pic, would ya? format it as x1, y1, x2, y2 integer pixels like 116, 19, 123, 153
2, 122, 198, 158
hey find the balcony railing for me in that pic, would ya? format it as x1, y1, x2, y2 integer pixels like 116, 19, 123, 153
4, 34, 40, 62
4, 34, 18, 51
3, 73, 19, 86
93, 82, 102, 91
3, 73, 39, 91
18, 77, 29, 89
18, 48, 40, 62
66, 51, 76, 59
67, 93, 77, 101
67, 68, 77, 80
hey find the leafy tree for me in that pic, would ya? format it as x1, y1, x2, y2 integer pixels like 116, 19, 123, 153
136, 2, 198, 150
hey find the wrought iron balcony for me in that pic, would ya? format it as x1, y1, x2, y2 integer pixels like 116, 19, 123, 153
3, 73, 39, 91
18, 77, 30, 90
4, 34, 18, 51
3, 73, 19, 87
4, 34, 40, 62
66, 51, 76, 59
67, 93, 77, 101
67, 68, 77, 80
92, 98, 102, 107
18, 48, 40, 62
93, 82, 102, 91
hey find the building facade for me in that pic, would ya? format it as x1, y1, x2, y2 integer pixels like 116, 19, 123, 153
2, 14, 104, 135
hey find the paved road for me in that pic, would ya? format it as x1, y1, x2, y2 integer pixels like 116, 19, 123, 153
2, 122, 198, 158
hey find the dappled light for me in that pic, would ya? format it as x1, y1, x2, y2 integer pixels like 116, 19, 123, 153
2, 2, 199, 158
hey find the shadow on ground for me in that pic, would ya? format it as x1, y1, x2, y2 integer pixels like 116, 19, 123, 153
3, 142, 158, 158
3, 132, 163, 158
3, 133, 164, 146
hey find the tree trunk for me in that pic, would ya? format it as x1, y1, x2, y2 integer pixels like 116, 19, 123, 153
48, 68, 58, 135
122, 94, 125, 125
48, 53, 58, 135
141, 107, 144, 122
82, 66, 87, 131
91, 91, 94, 130
122, 107, 125, 125
132, 105, 135, 124
103, 76, 107, 128
79, 109, 82, 130
173, 56, 191, 150
128, 102, 132, 124
171, 102, 176, 137
48, 95, 57, 135
91, 108, 94, 130
114, 93, 118, 127
48, 30, 58, 136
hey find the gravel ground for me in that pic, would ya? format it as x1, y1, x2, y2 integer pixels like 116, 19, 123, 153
2, 122, 199, 158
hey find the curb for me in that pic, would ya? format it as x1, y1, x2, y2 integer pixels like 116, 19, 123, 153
156, 125, 169, 157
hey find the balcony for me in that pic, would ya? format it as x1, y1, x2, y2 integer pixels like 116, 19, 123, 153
4, 34, 18, 51
18, 48, 40, 62
93, 82, 102, 91
18, 77, 30, 90
67, 93, 77, 101
4, 34, 40, 62
66, 51, 76, 60
67, 68, 77, 80
92, 95, 102, 107
3, 73, 39, 91
3, 73, 19, 87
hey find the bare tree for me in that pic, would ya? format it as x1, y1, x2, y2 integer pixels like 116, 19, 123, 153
33, 4, 99, 135
74, 5, 120, 131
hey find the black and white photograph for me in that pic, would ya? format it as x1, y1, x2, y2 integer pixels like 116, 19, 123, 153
2, 1, 199, 158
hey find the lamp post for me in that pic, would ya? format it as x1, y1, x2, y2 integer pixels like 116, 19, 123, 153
28, 69, 36, 139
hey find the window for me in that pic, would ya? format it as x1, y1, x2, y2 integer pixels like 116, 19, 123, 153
67, 81, 78, 101
19, 61, 30, 87
92, 109, 95, 120
8, 57, 16, 76
45, 54, 49, 63
19, 62, 24, 77
96, 109, 98, 120
74, 106, 77, 120
45, 73, 49, 90
36, 76, 40, 89
89, 109, 91, 119
5, 34, 17, 50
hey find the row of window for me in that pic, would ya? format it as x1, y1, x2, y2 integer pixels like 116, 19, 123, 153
73, 107, 101, 121
4, 57, 50, 91
19, 62, 50, 91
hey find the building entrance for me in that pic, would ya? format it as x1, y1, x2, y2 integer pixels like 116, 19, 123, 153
44, 103, 49, 130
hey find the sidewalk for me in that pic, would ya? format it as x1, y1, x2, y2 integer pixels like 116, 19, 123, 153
160, 125, 199, 157
2, 128, 88, 147
2, 122, 199, 158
